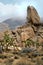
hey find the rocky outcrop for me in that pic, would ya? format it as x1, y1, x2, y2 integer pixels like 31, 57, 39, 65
8, 6, 43, 46
20, 27, 35, 41
27, 6, 40, 24
26, 6, 43, 43
0, 6, 43, 48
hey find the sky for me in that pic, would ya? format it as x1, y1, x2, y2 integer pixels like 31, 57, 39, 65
0, 0, 43, 22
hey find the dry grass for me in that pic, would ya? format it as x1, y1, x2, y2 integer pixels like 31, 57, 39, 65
12, 57, 35, 65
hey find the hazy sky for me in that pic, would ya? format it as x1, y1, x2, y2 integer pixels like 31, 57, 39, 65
0, 0, 43, 22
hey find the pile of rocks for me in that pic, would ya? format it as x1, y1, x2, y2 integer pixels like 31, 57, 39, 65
12, 6, 43, 47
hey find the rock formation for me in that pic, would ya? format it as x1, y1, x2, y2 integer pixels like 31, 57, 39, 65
0, 6, 43, 47
20, 27, 35, 41
27, 6, 40, 25
12, 6, 43, 45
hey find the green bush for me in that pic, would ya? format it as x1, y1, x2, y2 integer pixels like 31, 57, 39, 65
0, 32, 16, 51
3, 33, 14, 50
24, 39, 40, 47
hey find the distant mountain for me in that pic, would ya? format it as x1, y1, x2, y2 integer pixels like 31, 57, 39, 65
0, 17, 43, 32
3, 18, 26, 30
0, 23, 9, 32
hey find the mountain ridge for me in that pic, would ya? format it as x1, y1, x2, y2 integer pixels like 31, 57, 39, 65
3, 18, 26, 30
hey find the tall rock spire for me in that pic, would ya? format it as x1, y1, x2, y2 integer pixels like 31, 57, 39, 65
27, 6, 40, 25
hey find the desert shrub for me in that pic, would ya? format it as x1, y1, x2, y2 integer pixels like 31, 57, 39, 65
23, 39, 34, 47
24, 39, 40, 47
3, 33, 14, 51
13, 57, 35, 65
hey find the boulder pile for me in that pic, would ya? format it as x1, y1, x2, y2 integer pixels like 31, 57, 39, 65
11, 6, 43, 47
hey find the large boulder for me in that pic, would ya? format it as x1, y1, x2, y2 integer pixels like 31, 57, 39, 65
21, 27, 35, 41
27, 6, 40, 24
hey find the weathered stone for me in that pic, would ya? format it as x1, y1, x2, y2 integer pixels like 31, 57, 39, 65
27, 6, 40, 24
21, 27, 35, 41
37, 36, 43, 43
21, 31, 29, 41
19, 47, 36, 54
38, 27, 43, 33
31, 25, 38, 32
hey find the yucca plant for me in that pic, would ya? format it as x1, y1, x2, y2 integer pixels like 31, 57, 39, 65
24, 39, 34, 47
23, 39, 40, 48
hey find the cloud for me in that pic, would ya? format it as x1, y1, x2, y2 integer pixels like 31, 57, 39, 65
0, 2, 27, 22
0, 0, 42, 22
